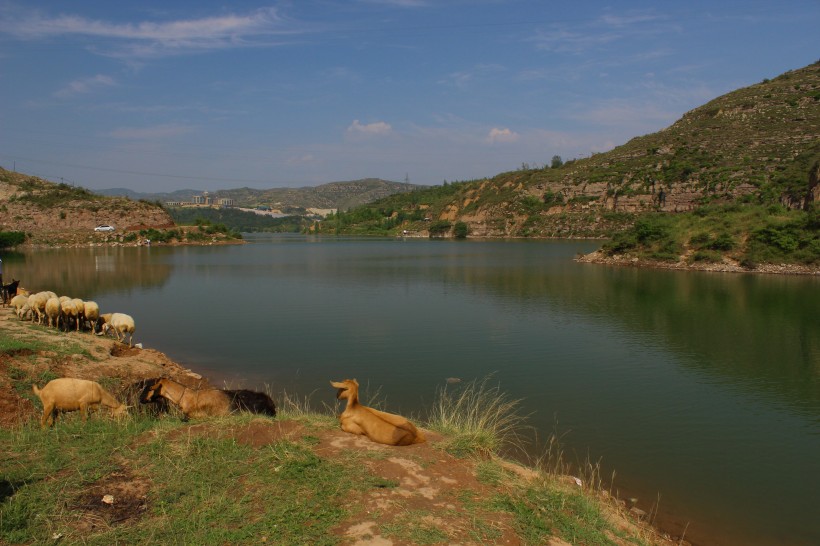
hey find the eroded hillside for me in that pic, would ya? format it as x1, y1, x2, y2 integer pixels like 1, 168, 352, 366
325, 61, 819, 240
0, 168, 174, 246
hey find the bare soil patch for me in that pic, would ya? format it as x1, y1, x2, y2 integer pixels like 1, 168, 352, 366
71, 467, 151, 532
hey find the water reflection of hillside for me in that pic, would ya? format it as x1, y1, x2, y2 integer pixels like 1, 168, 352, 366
449, 261, 820, 415
287, 241, 819, 414
5, 247, 172, 298
253, 242, 820, 411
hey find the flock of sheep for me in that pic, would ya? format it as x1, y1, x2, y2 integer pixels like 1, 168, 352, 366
7, 288, 136, 347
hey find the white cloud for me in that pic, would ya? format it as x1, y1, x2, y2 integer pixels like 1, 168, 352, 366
486, 127, 519, 144
2, 7, 297, 58
346, 119, 392, 137
109, 123, 195, 140
53, 74, 115, 98
439, 64, 504, 88
359, 0, 428, 6
286, 153, 317, 165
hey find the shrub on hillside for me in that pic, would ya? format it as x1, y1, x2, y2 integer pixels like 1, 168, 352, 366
0, 231, 26, 248
454, 221, 469, 239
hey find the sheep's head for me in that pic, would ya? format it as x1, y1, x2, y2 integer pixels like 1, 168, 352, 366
330, 379, 359, 400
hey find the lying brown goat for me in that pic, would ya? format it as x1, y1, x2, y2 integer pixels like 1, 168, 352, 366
140, 377, 276, 420
32, 378, 127, 428
330, 378, 425, 446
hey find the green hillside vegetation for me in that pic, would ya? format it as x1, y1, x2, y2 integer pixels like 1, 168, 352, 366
0, 231, 26, 249
168, 206, 309, 233
602, 204, 819, 266
318, 62, 820, 268
98, 179, 424, 212
215, 179, 423, 211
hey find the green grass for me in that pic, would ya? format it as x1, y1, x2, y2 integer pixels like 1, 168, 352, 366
491, 483, 625, 546
602, 204, 820, 266
0, 331, 94, 360
0, 412, 382, 545
425, 376, 529, 457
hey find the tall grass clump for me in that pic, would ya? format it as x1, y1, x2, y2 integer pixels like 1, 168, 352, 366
425, 376, 529, 457
276, 389, 337, 428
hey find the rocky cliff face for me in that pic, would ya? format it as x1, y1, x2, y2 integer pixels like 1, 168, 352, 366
0, 168, 174, 245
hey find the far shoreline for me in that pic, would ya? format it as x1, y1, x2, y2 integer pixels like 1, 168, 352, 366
577, 249, 820, 276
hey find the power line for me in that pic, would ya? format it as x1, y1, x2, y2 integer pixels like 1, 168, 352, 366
0, 154, 274, 185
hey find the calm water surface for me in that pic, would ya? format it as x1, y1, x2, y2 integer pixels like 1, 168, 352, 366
5, 235, 819, 546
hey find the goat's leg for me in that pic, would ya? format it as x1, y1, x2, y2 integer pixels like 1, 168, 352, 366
41, 403, 55, 428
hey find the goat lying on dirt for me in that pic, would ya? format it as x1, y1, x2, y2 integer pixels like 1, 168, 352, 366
330, 378, 425, 446
140, 377, 276, 420
32, 378, 128, 428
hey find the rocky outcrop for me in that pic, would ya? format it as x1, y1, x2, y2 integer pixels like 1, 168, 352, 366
808, 160, 820, 208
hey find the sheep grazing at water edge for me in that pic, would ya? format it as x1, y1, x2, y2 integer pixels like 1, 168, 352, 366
27, 292, 49, 325
44, 297, 61, 329
71, 298, 85, 330
10, 294, 30, 319
330, 378, 426, 446
140, 377, 276, 420
99, 313, 136, 347
60, 299, 82, 332
32, 378, 128, 428
83, 301, 100, 332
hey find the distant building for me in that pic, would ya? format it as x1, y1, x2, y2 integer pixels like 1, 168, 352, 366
192, 191, 212, 205
217, 198, 234, 207
165, 201, 184, 207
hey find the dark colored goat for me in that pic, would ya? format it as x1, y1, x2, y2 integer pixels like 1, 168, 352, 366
224, 389, 277, 416
1, 279, 20, 306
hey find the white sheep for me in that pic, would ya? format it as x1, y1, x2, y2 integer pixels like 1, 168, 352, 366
32, 378, 127, 428
71, 298, 85, 331
28, 292, 49, 324
100, 313, 136, 347
10, 294, 30, 319
83, 301, 100, 332
45, 297, 61, 329
60, 299, 81, 332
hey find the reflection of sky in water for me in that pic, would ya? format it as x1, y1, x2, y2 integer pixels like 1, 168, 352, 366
9, 237, 820, 546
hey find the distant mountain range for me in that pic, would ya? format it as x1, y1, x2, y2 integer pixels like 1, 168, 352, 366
95, 178, 425, 211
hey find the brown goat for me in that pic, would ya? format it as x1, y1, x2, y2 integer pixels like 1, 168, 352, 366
330, 379, 425, 446
140, 378, 276, 420
32, 378, 127, 428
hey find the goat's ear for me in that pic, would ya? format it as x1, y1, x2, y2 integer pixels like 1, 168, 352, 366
330, 381, 345, 388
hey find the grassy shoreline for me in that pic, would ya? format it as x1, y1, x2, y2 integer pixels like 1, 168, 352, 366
0, 312, 686, 545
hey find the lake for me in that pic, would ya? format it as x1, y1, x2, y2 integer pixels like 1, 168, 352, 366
4, 234, 819, 546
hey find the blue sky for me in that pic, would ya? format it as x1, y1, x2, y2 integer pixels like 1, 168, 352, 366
1, 1, 817, 192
